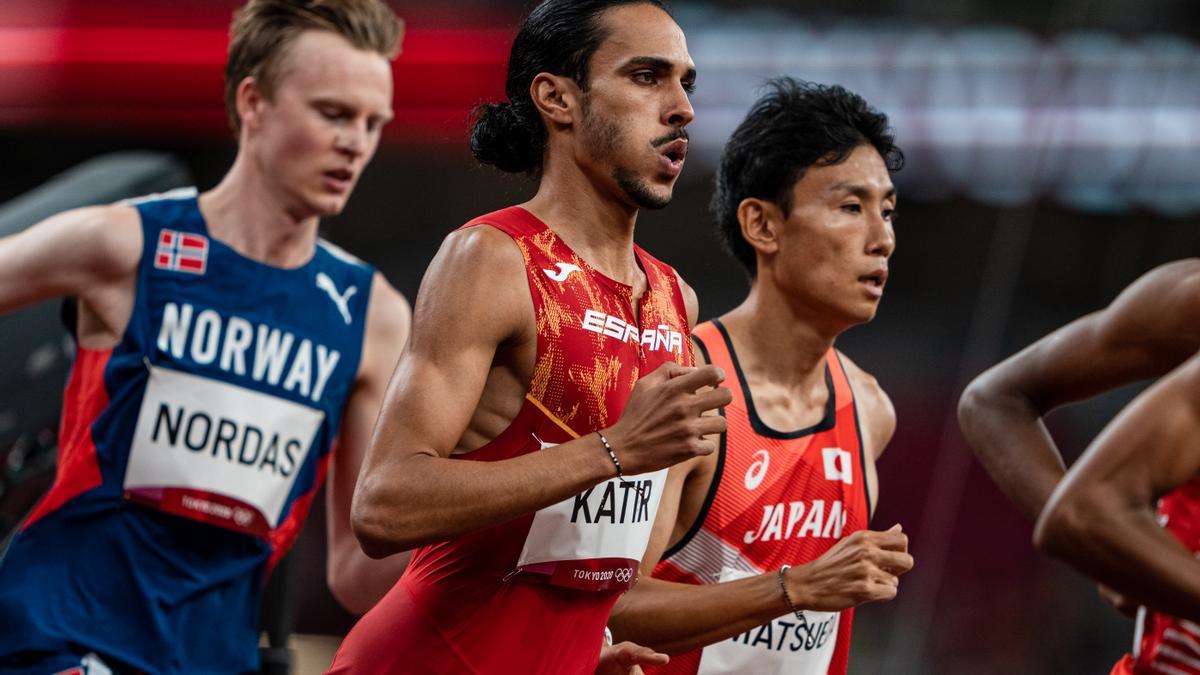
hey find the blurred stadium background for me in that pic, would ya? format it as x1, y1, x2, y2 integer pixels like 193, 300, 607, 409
3, 0, 1200, 672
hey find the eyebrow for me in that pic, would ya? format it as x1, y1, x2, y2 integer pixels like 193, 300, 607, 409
829, 182, 896, 200
620, 56, 697, 82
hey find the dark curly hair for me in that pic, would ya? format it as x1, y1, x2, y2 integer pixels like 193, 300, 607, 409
713, 77, 904, 277
470, 0, 671, 174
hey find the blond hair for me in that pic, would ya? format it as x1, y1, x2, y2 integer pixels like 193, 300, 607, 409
224, 0, 402, 133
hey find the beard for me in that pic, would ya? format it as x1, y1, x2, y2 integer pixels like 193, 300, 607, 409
581, 97, 672, 210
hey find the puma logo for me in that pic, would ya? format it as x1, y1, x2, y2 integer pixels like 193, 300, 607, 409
316, 272, 357, 325
543, 262, 581, 283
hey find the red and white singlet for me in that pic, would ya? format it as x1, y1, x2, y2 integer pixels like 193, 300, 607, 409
647, 319, 871, 675
328, 206, 693, 674
1111, 481, 1200, 675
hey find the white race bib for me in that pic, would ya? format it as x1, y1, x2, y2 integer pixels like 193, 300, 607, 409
124, 366, 324, 537
699, 568, 838, 674
515, 466, 668, 591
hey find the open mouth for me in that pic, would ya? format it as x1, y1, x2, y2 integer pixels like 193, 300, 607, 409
660, 138, 688, 165
325, 168, 353, 182
860, 269, 888, 289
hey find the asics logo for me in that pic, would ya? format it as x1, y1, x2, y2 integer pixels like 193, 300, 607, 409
744, 449, 770, 490
822, 447, 853, 484
543, 262, 581, 282
316, 272, 357, 325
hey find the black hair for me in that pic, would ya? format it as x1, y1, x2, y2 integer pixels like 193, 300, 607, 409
470, 0, 670, 174
713, 77, 904, 277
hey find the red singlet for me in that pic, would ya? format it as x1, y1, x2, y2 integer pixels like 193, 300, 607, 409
1111, 481, 1200, 675
647, 319, 870, 675
329, 206, 693, 674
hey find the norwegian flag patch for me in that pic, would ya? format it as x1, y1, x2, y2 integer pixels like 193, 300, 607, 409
154, 229, 208, 275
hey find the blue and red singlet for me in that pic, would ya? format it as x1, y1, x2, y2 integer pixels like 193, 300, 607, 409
328, 206, 694, 674
0, 189, 373, 673
647, 319, 871, 675
1111, 482, 1200, 675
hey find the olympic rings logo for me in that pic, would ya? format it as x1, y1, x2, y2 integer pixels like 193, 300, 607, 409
614, 567, 633, 584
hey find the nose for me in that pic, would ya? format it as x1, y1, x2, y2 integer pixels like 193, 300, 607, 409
867, 213, 896, 259
335, 121, 367, 159
664, 80, 695, 129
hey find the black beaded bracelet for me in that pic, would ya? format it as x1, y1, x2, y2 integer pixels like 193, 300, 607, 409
596, 431, 623, 480
777, 565, 805, 622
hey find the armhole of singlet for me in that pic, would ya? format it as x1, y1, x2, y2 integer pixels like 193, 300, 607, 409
661, 332, 726, 561
835, 350, 874, 523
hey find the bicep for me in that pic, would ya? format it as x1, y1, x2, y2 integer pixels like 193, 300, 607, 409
0, 204, 139, 313
983, 265, 1200, 412
357, 227, 528, 472
1058, 352, 1200, 506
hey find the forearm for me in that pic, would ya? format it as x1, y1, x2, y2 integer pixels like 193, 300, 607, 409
353, 434, 616, 555
1037, 489, 1200, 622
328, 541, 410, 615
610, 574, 787, 655
958, 380, 1066, 521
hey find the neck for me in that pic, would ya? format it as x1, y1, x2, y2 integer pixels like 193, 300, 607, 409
197, 151, 321, 269
720, 280, 844, 390
521, 151, 642, 287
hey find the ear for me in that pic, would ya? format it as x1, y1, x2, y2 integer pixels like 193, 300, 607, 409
737, 197, 783, 263
529, 72, 580, 128
235, 77, 267, 133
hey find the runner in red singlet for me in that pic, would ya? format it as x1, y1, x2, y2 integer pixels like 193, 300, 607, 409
608, 79, 913, 675
960, 260, 1200, 674
328, 2, 730, 673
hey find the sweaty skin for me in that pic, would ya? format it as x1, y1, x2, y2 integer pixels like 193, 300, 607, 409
958, 259, 1200, 616
610, 144, 914, 655
958, 260, 1200, 522
1035, 349, 1200, 622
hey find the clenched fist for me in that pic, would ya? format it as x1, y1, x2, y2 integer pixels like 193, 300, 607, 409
601, 363, 732, 475
785, 524, 914, 611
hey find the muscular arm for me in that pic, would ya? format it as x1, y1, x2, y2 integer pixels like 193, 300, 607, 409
840, 353, 896, 515
958, 260, 1200, 522
351, 227, 726, 556
1034, 351, 1200, 622
610, 348, 906, 655
326, 273, 412, 614
0, 204, 141, 346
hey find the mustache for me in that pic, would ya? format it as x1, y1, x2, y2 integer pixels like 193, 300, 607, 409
651, 129, 689, 147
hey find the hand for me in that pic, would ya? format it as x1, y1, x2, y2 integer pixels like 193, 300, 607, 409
786, 524, 914, 612
603, 363, 731, 475
595, 641, 669, 675
1097, 583, 1139, 618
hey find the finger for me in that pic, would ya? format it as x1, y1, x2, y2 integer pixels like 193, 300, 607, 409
869, 579, 900, 602
695, 415, 727, 437
689, 386, 733, 413
642, 361, 693, 385
666, 364, 726, 394
690, 437, 718, 456
869, 528, 909, 552
614, 642, 670, 667
874, 550, 914, 574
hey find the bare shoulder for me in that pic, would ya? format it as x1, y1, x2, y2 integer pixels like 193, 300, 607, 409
837, 350, 896, 450
60, 202, 143, 279
407, 223, 530, 348
671, 267, 700, 329
1104, 258, 1200, 341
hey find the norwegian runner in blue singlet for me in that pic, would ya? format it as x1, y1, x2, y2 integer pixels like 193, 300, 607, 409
0, 188, 374, 674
